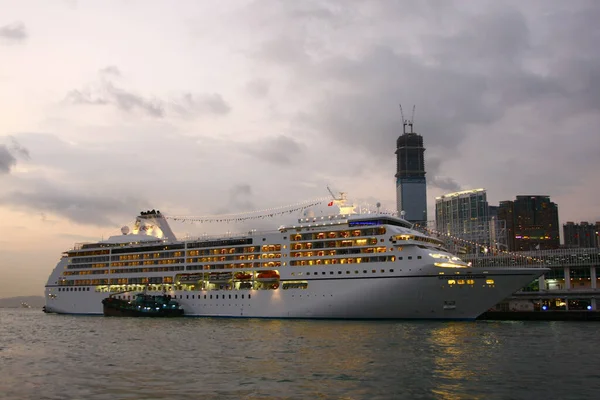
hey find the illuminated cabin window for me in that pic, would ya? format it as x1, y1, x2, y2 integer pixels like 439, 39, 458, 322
486, 279, 495, 285
466, 279, 475, 285
447, 280, 456, 285
457, 280, 465, 285
283, 281, 308, 290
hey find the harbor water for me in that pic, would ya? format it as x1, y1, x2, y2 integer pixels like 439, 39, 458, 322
1, 308, 599, 400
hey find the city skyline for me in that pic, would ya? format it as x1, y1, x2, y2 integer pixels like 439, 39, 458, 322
1, 1, 599, 297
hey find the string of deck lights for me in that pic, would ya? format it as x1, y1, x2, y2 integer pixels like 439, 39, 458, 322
165, 200, 539, 262
422, 226, 544, 263
165, 197, 331, 224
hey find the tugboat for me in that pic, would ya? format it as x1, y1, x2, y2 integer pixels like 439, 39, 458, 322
102, 293, 184, 317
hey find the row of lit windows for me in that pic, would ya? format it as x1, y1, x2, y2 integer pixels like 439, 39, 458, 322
67, 263, 108, 270
109, 293, 256, 301
182, 293, 253, 299
290, 269, 395, 276
290, 247, 389, 258
290, 238, 381, 250
59, 276, 176, 286
67, 249, 110, 258
187, 247, 256, 256
70, 256, 110, 264
393, 234, 444, 246
291, 228, 387, 241
186, 253, 281, 263
445, 278, 495, 286
63, 269, 108, 276
111, 259, 185, 267
289, 256, 396, 266
186, 261, 283, 271
110, 266, 185, 274
112, 251, 184, 261
186, 244, 282, 257
282, 281, 308, 289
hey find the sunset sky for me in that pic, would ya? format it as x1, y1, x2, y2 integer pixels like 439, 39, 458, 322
1, 0, 599, 297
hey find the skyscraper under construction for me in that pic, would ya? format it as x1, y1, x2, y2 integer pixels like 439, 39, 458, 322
395, 106, 427, 224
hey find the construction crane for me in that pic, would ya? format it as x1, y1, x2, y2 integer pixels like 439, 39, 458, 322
399, 104, 416, 134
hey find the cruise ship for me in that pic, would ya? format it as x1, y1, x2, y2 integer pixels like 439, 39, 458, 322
44, 196, 547, 319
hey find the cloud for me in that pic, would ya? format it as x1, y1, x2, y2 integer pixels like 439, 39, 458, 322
66, 81, 164, 117
229, 184, 255, 211
9, 137, 31, 159
0, 145, 17, 174
245, 79, 270, 98
426, 156, 462, 193
238, 0, 600, 218
0, 138, 30, 174
0, 22, 27, 43
99, 65, 121, 77
0, 183, 150, 226
65, 67, 230, 118
211, 184, 256, 215
244, 135, 304, 165
428, 177, 462, 193
171, 93, 231, 117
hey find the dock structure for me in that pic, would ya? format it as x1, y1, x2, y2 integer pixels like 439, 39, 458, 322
463, 248, 600, 313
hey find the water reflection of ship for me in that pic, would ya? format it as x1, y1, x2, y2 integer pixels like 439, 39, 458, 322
430, 324, 480, 398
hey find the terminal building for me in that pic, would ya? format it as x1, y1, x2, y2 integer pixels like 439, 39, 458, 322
463, 248, 600, 312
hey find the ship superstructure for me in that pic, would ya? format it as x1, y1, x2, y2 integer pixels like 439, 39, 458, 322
44, 199, 547, 319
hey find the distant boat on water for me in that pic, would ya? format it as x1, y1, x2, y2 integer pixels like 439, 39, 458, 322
21, 302, 31, 308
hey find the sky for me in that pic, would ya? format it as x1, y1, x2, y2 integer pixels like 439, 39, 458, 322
1, 0, 599, 297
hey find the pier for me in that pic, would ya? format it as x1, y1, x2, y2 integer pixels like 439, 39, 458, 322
463, 248, 600, 318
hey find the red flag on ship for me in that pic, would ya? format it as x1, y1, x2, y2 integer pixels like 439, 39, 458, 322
327, 201, 334, 206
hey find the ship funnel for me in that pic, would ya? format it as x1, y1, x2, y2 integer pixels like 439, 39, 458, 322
133, 210, 177, 241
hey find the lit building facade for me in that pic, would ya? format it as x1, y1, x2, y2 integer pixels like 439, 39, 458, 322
498, 195, 560, 251
564, 221, 600, 248
395, 121, 427, 224
435, 189, 491, 247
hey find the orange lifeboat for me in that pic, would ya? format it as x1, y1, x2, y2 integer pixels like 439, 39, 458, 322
234, 272, 252, 280
257, 270, 280, 281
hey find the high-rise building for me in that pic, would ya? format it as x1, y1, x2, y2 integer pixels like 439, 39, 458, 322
497, 200, 515, 250
395, 113, 427, 224
435, 189, 490, 246
498, 195, 560, 251
563, 221, 600, 248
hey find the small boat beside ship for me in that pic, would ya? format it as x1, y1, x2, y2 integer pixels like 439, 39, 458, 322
102, 293, 184, 317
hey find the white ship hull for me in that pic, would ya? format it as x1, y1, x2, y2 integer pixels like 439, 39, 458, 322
44, 209, 547, 320
45, 267, 543, 320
